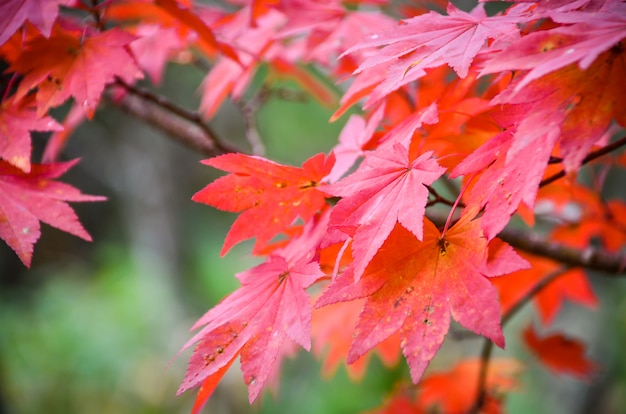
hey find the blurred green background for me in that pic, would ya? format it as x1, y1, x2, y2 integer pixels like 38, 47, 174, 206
1, 59, 626, 414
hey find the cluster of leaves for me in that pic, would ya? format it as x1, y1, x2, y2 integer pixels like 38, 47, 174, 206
1, 0, 625, 413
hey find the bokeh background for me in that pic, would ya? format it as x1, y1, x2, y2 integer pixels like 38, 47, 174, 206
1, 57, 626, 414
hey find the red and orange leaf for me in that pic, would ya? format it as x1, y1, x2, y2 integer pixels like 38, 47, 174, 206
190, 356, 237, 414
10, 25, 143, 118
0, 0, 70, 45
492, 253, 597, 325
316, 212, 525, 383
0, 159, 105, 267
154, 0, 239, 62
0, 95, 61, 172
41, 102, 84, 163
192, 152, 333, 255
492, 43, 626, 173
365, 385, 424, 414
323, 142, 445, 280
416, 358, 522, 413
179, 251, 324, 403
452, 126, 557, 239
523, 324, 598, 380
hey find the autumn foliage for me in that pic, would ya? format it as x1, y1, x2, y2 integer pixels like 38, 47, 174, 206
1, 0, 625, 413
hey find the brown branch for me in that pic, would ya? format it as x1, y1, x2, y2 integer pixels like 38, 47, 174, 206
109, 80, 242, 157
540, 135, 626, 187
497, 227, 626, 275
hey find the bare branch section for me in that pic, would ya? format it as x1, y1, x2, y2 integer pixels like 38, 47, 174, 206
497, 227, 626, 275
108, 80, 242, 157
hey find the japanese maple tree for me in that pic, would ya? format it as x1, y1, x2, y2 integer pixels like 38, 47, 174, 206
1, 0, 625, 413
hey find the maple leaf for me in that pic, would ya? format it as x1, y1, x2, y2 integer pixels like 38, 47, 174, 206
128, 24, 184, 85
154, 0, 240, 62
492, 253, 597, 325
349, 3, 521, 78
0, 159, 105, 267
192, 152, 334, 255
339, 3, 526, 108
416, 358, 522, 413
323, 142, 445, 280
0, 0, 70, 45
316, 212, 525, 383
523, 324, 598, 380
9, 25, 143, 118
452, 126, 558, 239
327, 105, 384, 183
0, 95, 61, 172
480, 0, 626, 93
178, 234, 325, 403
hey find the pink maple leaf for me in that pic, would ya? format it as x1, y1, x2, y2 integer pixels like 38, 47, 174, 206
0, 0, 71, 45
0, 95, 61, 172
178, 218, 326, 404
322, 141, 445, 280
0, 159, 105, 267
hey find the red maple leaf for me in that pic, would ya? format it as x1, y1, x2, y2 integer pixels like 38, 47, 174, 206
192, 152, 334, 255
322, 142, 446, 280
0, 95, 61, 172
523, 324, 598, 380
316, 212, 526, 383
416, 358, 522, 413
0, 0, 70, 45
178, 235, 325, 404
492, 253, 597, 325
154, 0, 240, 62
327, 105, 384, 182
0, 159, 105, 267
349, 3, 521, 78
340, 2, 527, 108
9, 25, 143, 118
452, 126, 558, 239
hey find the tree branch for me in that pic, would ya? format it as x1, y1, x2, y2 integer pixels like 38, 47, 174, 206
108, 80, 243, 157
471, 267, 570, 413
497, 227, 626, 275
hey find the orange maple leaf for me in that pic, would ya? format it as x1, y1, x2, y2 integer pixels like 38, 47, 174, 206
192, 152, 334, 255
316, 211, 526, 383
417, 359, 523, 413
523, 324, 598, 380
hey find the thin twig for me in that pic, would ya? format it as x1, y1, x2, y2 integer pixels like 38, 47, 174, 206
540, 135, 626, 187
471, 267, 570, 413
238, 87, 271, 156
426, 185, 458, 207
